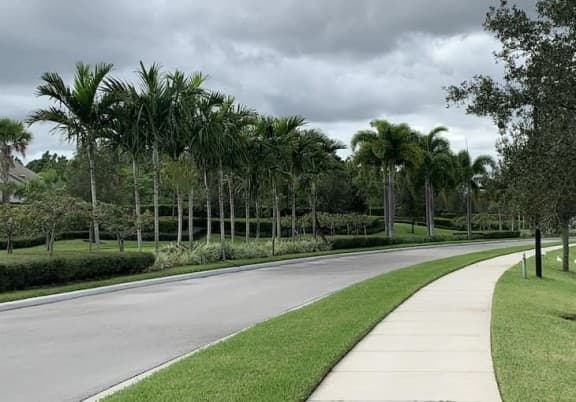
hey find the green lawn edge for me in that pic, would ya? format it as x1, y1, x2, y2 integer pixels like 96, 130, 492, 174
0, 238, 525, 304
492, 247, 576, 402
103, 244, 535, 402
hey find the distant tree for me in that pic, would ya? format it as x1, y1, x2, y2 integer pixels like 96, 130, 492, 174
0, 118, 32, 204
352, 120, 421, 238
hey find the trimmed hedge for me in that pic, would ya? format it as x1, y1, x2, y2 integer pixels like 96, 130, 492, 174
0, 236, 46, 250
0, 252, 156, 292
452, 231, 521, 239
331, 236, 452, 250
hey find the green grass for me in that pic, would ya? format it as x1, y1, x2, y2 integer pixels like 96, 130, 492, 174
104, 244, 535, 402
492, 247, 576, 402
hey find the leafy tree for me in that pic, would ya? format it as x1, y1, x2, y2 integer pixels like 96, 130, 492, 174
0, 204, 33, 253
27, 190, 81, 256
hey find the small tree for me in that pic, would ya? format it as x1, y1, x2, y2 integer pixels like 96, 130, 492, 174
97, 202, 145, 252
27, 191, 80, 256
0, 204, 32, 253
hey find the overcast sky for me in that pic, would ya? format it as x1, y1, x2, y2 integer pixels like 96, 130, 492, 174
0, 0, 535, 162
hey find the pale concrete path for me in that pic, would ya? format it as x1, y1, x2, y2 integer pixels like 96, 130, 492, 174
309, 250, 543, 402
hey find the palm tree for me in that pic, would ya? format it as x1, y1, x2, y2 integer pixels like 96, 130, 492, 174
0, 118, 32, 204
301, 129, 345, 238
192, 92, 226, 246
132, 62, 174, 254
418, 127, 454, 237
456, 150, 495, 238
352, 120, 421, 238
28, 62, 115, 247
104, 82, 146, 250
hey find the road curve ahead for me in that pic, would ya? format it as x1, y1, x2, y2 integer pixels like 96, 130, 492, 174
0, 240, 535, 402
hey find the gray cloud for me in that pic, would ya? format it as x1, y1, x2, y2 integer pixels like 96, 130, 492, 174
0, 0, 538, 161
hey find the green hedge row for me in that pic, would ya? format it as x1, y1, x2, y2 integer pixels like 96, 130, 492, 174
331, 236, 452, 250
0, 252, 156, 292
331, 231, 521, 250
0, 236, 46, 250
452, 231, 521, 239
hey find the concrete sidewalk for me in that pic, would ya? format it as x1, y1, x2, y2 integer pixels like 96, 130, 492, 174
308, 251, 537, 402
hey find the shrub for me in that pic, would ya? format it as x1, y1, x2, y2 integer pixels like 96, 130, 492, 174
451, 231, 521, 239
0, 252, 156, 292
331, 235, 454, 250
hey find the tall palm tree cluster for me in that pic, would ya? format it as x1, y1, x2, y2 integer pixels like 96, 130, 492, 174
351, 120, 495, 239
28, 62, 344, 256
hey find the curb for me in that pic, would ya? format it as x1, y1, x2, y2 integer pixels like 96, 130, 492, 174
0, 239, 537, 313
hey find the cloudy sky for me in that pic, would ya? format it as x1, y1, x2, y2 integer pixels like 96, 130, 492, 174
0, 0, 535, 162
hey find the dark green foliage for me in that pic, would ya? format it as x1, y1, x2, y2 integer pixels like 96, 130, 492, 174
331, 236, 449, 250
0, 236, 46, 250
0, 252, 155, 291
452, 231, 520, 239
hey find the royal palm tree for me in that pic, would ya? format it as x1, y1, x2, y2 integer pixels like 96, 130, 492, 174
131, 62, 175, 253
0, 118, 32, 204
418, 127, 454, 237
192, 92, 226, 245
352, 120, 421, 238
104, 82, 147, 250
29, 62, 115, 247
456, 150, 495, 238
301, 129, 345, 238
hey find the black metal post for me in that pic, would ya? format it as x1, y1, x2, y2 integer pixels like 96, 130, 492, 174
535, 223, 542, 278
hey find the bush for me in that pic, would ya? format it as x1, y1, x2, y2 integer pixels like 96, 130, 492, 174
451, 231, 521, 239
153, 239, 332, 270
0, 252, 156, 292
331, 235, 454, 250
0, 236, 46, 250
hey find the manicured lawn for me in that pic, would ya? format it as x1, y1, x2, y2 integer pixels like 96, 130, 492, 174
104, 245, 534, 402
492, 247, 576, 402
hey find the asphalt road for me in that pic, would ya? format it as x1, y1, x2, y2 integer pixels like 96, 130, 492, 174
0, 240, 536, 402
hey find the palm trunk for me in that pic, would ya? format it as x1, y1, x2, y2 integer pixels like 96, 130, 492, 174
176, 186, 183, 246
218, 163, 226, 260
561, 218, 570, 272
311, 180, 317, 239
271, 181, 277, 255
204, 169, 212, 244
228, 175, 235, 244
188, 188, 194, 248
424, 177, 431, 238
291, 173, 297, 240
466, 184, 472, 239
387, 161, 395, 238
245, 179, 250, 241
382, 169, 389, 238
87, 143, 100, 248
255, 196, 261, 239
429, 183, 435, 236
152, 141, 160, 254
132, 158, 143, 252
275, 185, 281, 239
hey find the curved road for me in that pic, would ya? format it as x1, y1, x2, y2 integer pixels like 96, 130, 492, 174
0, 240, 536, 402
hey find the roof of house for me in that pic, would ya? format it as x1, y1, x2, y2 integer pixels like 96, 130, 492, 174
8, 161, 38, 184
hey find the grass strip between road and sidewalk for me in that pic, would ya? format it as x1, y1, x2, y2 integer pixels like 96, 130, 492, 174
0, 238, 523, 304
103, 244, 536, 402
492, 247, 576, 402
